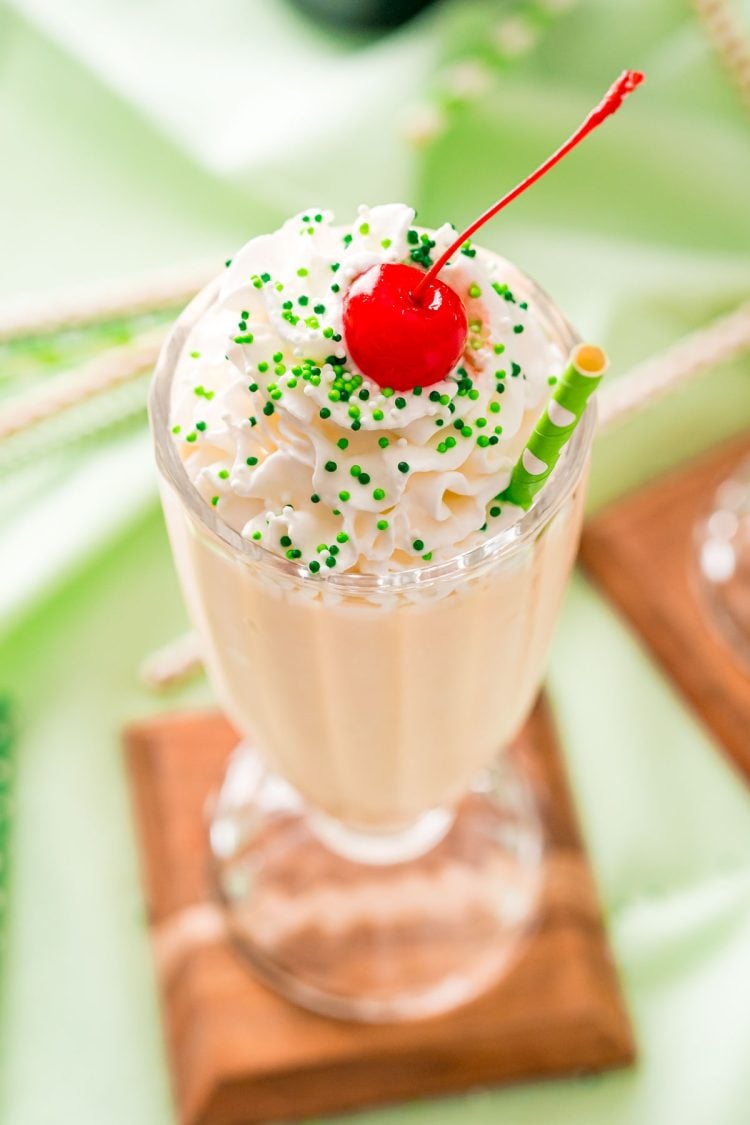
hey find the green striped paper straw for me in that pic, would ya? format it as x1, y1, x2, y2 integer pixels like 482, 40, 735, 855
500, 344, 608, 510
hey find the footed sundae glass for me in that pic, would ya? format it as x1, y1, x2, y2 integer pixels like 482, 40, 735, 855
149, 267, 594, 1022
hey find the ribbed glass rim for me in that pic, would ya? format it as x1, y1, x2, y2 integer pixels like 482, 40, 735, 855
149, 260, 595, 593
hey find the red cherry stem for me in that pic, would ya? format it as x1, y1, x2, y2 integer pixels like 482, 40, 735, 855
414, 69, 645, 300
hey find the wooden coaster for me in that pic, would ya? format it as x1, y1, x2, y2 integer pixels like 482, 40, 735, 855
125, 697, 633, 1125
580, 436, 750, 782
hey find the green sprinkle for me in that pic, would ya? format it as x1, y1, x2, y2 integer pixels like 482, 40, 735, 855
311, 493, 320, 503
490, 506, 502, 518
218, 469, 229, 479
309, 560, 320, 573
338, 490, 350, 501
494, 343, 505, 355
246, 456, 258, 466
359, 222, 370, 235
314, 304, 326, 315
190, 350, 201, 358
378, 436, 390, 448
350, 465, 362, 477
252, 531, 262, 541
477, 435, 490, 447
468, 284, 481, 299
395, 397, 406, 409
196, 421, 207, 431
320, 407, 331, 419
372, 408, 384, 421
297, 295, 309, 306
325, 555, 337, 568
280, 535, 292, 548
234, 333, 254, 344
548, 376, 558, 386
337, 438, 349, 450
337, 532, 349, 543
325, 460, 337, 472
171, 425, 181, 435
377, 519, 389, 531
331, 283, 340, 293
382, 388, 394, 398
412, 539, 424, 551
373, 487, 385, 501
381, 238, 392, 248
286, 548, 302, 560
358, 472, 371, 485
397, 461, 410, 474
297, 267, 308, 277
258, 361, 269, 373
407, 229, 419, 245
331, 262, 340, 272
513, 324, 524, 334
323, 327, 334, 339
211, 496, 219, 506
422, 552, 433, 561
248, 382, 258, 392
263, 402, 274, 416
489, 402, 501, 413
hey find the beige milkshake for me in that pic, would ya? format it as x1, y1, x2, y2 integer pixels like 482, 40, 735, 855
150, 61, 642, 1022
150, 203, 597, 1020
158, 204, 588, 830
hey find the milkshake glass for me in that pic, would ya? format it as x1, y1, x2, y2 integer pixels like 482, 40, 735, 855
150, 218, 594, 1021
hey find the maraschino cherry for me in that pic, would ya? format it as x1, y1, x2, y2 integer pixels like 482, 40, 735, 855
343, 70, 644, 392
343, 264, 467, 392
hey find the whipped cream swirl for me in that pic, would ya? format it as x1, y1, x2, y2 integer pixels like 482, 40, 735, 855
169, 204, 564, 575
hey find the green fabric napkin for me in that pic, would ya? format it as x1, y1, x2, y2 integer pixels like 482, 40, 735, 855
2, 0, 750, 1123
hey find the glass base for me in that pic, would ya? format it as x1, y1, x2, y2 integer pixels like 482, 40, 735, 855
694, 458, 750, 671
208, 744, 544, 1023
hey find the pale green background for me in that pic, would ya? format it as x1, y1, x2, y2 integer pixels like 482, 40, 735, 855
2, 1, 750, 1123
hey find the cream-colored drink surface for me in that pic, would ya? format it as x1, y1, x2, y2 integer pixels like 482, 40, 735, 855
169, 204, 564, 575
